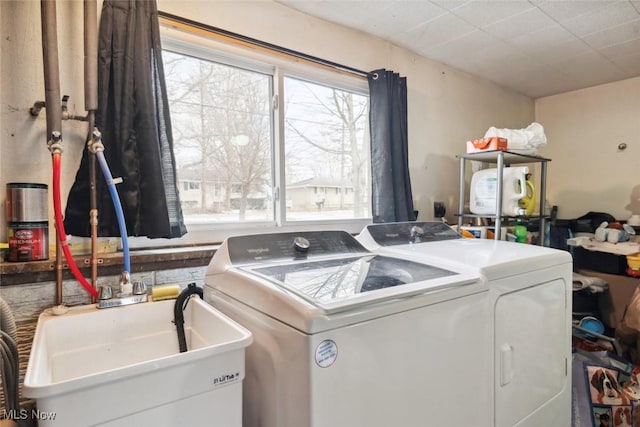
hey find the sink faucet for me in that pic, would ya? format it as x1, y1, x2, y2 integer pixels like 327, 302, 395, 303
409, 225, 424, 244
97, 272, 148, 309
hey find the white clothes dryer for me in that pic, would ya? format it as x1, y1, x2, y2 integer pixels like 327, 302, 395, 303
357, 221, 573, 427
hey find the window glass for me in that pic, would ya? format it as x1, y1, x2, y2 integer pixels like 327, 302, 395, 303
163, 50, 274, 224
284, 77, 370, 221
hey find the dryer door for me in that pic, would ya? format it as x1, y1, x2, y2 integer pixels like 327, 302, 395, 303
495, 278, 569, 426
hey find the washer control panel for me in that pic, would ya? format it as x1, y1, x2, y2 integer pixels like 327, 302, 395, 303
227, 230, 366, 264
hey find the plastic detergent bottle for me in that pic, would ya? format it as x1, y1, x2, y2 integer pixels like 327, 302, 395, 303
514, 221, 528, 243
470, 167, 529, 216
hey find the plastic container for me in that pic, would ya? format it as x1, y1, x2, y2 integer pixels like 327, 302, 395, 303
460, 226, 487, 239
628, 253, 640, 270
470, 167, 529, 216
514, 224, 528, 243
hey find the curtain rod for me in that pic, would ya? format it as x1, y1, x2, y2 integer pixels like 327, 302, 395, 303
158, 11, 372, 79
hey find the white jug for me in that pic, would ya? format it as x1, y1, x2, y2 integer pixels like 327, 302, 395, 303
470, 167, 529, 216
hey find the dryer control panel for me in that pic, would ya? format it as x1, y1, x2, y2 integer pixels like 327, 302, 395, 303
363, 221, 460, 246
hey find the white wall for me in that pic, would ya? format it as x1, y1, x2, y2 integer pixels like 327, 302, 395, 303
535, 76, 640, 221
0, 0, 534, 243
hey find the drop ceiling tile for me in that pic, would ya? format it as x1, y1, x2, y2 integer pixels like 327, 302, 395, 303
599, 38, 640, 59
481, 55, 545, 79
534, 0, 611, 22
399, 12, 477, 51
508, 24, 578, 51
423, 30, 499, 63
508, 68, 576, 98
274, 1, 356, 23
610, 52, 640, 73
582, 18, 640, 49
560, 1, 640, 37
448, 1, 535, 27
530, 39, 594, 64
462, 40, 525, 64
456, 43, 543, 84
482, 7, 557, 39
388, 1, 451, 33
428, 0, 470, 12
276, 1, 398, 34
550, 51, 628, 85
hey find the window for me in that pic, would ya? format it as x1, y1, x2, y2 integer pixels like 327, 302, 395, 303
159, 22, 371, 244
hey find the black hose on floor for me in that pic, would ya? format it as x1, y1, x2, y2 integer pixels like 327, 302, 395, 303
173, 283, 204, 353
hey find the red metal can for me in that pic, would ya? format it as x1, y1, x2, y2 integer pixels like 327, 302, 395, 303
7, 222, 49, 262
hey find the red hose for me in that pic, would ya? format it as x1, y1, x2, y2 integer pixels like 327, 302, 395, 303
52, 153, 98, 298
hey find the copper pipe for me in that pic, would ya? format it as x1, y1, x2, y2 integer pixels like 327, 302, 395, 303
85, 0, 99, 300
89, 121, 98, 302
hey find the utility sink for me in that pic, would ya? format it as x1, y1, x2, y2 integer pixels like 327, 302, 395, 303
24, 298, 252, 427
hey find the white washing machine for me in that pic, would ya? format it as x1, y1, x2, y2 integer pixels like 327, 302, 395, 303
204, 230, 493, 427
357, 221, 573, 427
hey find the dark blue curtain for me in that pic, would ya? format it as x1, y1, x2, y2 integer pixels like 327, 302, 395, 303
65, 0, 186, 238
368, 69, 415, 223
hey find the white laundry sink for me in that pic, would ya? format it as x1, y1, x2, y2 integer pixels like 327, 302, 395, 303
24, 298, 252, 427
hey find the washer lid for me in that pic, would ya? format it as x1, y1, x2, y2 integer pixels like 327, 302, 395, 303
240, 253, 472, 313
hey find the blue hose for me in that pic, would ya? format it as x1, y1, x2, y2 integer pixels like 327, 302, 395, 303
96, 151, 130, 273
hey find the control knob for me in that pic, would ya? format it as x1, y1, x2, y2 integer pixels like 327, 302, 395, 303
293, 236, 310, 254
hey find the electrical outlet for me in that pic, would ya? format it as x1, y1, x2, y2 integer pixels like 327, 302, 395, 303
434, 201, 446, 218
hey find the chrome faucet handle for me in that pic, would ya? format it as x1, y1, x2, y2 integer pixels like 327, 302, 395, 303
99, 285, 113, 300
132, 281, 147, 295
409, 225, 424, 243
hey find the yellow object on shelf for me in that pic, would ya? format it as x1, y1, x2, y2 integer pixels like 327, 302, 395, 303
628, 253, 640, 270
152, 284, 181, 301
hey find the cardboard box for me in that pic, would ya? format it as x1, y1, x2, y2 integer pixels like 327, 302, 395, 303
466, 136, 508, 153
577, 269, 639, 329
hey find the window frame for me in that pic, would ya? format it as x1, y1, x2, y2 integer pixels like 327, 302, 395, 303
127, 21, 372, 248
